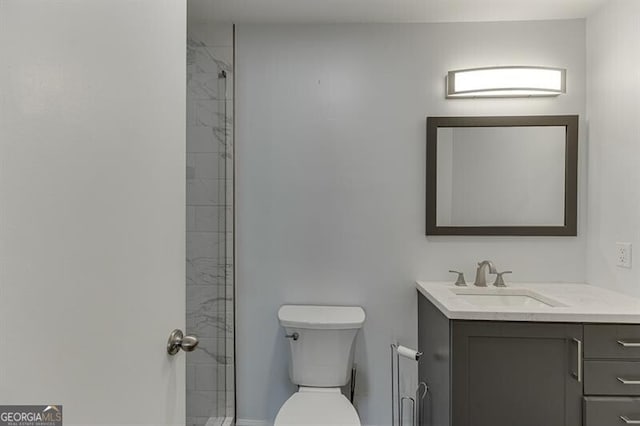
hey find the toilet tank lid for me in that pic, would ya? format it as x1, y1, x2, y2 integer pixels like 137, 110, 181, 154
278, 305, 365, 330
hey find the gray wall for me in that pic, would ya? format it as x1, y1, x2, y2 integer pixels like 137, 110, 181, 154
236, 21, 587, 425
586, 0, 640, 295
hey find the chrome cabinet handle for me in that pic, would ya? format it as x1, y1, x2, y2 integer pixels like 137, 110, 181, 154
167, 329, 199, 355
285, 332, 299, 341
618, 340, 640, 347
571, 338, 582, 382
617, 377, 640, 385
621, 416, 640, 424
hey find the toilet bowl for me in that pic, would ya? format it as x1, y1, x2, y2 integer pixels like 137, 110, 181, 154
275, 305, 366, 426
274, 387, 360, 426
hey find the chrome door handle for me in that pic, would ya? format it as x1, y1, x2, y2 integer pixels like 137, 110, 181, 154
167, 329, 199, 355
621, 416, 640, 424
618, 340, 640, 347
617, 377, 640, 385
572, 338, 582, 382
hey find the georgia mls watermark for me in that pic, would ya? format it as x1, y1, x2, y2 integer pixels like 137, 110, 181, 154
0, 405, 62, 426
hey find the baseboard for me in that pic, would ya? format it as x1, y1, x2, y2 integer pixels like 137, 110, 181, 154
236, 420, 382, 426
235, 420, 270, 426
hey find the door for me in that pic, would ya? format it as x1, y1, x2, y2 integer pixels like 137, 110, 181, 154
452, 321, 583, 426
0, 1, 187, 425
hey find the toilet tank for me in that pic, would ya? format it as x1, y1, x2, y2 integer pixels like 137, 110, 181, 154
278, 305, 366, 387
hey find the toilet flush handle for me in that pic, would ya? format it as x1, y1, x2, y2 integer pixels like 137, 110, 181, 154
285, 332, 299, 341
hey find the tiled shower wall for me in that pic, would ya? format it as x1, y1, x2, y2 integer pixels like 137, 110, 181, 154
186, 24, 234, 426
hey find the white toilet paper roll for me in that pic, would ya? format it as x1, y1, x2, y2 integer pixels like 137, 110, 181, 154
396, 345, 420, 360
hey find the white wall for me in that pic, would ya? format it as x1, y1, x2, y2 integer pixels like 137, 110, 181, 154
0, 1, 186, 424
586, 0, 640, 295
236, 21, 587, 424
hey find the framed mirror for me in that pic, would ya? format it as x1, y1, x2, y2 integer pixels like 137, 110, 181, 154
426, 115, 578, 236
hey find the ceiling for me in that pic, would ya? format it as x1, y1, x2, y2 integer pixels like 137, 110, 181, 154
188, 0, 608, 24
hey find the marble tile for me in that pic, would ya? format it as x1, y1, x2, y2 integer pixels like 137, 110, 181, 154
195, 364, 218, 391
187, 232, 222, 257
187, 29, 234, 424
195, 100, 225, 127
216, 364, 227, 391
186, 390, 217, 417
187, 300, 231, 338
188, 126, 224, 153
186, 257, 221, 287
188, 24, 233, 47
186, 417, 210, 426
187, 153, 196, 168
195, 47, 232, 74
186, 166, 196, 181
189, 73, 222, 101
187, 285, 229, 316
188, 264, 226, 288
187, 99, 197, 126
187, 43, 198, 66
186, 206, 196, 232
225, 236, 234, 262
186, 179, 221, 206
225, 312, 234, 336
225, 286, 234, 310
216, 391, 226, 415
225, 390, 235, 416
186, 235, 226, 283
205, 418, 228, 426
194, 153, 221, 180
187, 364, 196, 391
225, 335, 234, 356
194, 206, 228, 232
225, 364, 234, 389
197, 338, 231, 366
206, 417, 230, 426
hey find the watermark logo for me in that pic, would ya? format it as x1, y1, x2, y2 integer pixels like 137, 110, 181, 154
0, 405, 62, 426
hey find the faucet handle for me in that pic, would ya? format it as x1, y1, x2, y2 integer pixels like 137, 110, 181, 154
449, 270, 467, 287
493, 271, 513, 287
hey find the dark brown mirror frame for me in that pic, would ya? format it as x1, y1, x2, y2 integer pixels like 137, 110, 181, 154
426, 115, 578, 236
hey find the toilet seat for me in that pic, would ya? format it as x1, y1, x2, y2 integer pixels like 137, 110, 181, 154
274, 387, 361, 426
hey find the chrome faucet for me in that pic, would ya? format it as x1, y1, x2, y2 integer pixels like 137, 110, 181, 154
474, 260, 498, 287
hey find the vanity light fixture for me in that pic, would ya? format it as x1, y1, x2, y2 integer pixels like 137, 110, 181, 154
446, 66, 566, 98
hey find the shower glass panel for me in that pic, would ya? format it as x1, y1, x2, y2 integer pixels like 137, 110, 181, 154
186, 23, 235, 426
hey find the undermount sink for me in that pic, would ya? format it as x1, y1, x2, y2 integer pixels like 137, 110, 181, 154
450, 287, 566, 308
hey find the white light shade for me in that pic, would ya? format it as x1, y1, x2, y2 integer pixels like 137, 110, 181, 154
446, 66, 566, 98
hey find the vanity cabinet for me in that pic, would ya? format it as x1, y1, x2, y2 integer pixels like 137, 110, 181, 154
417, 282, 640, 426
418, 295, 583, 426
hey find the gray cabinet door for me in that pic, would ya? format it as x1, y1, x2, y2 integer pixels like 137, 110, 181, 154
451, 321, 583, 426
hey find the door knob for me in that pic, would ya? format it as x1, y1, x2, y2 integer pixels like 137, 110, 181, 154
167, 329, 199, 355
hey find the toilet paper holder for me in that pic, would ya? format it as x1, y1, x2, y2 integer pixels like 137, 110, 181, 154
391, 343, 428, 426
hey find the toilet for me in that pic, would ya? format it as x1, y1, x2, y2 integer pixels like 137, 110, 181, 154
275, 304, 366, 426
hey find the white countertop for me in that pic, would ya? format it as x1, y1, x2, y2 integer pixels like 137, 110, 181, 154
416, 281, 640, 323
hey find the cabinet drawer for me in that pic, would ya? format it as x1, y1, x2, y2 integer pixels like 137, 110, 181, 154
584, 397, 640, 426
585, 325, 640, 359
585, 361, 640, 395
